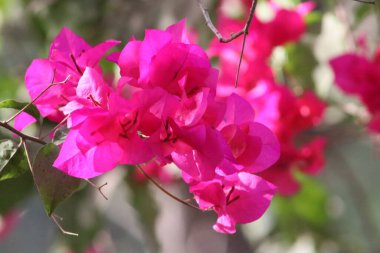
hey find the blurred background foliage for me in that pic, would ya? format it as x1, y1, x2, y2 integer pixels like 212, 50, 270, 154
1, 0, 380, 252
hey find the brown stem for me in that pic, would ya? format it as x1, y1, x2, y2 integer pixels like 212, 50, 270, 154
85, 179, 109, 200
235, 0, 257, 87
136, 165, 202, 211
1, 121, 46, 145
51, 214, 79, 236
353, 0, 375, 4
196, 0, 258, 87
41, 115, 70, 140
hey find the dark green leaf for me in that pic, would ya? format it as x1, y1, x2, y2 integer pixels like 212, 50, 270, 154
0, 99, 40, 120
32, 143, 81, 216
0, 139, 29, 181
0, 171, 34, 214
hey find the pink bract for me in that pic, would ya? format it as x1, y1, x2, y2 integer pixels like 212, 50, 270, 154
26, 20, 281, 233
330, 46, 380, 133
25, 27, 119, 122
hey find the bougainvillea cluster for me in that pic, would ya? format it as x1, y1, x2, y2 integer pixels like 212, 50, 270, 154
208, 0, 326, 195
24, 21, 281, 234
330, 45, 380, 133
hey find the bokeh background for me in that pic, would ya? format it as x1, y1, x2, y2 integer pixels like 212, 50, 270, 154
1, 0, 380, 252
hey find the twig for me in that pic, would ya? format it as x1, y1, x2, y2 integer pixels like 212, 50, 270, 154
85, 179, 109, 200
197, 0, 244, 42
353, 0, 375, 4
1, 121, 46, 145
235, 0, 257, 87
51, 214, 79, 236
41, 115, 70, 140
196, 0, 258, 87
136, 165, 202, 211
22, 139, 33, 175
5, 74, 71, 124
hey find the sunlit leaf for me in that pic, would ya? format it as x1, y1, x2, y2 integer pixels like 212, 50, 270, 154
0, 139, 29, 181
0, 99, 40, 121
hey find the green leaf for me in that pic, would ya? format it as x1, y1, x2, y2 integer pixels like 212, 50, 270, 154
0, 99, 40, 120
0, 171, 34, 214
284, 43, 318, 90
32, 143, 81, 216
355, 3, 372, 25
272, 173, 329, 241
0, 139, 29, 181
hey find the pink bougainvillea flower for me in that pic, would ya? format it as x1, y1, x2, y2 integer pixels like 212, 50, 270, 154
246, 83, 326, 195
190, 172, 276, 234
209, 0, 326, 196
330, 46, 380, 133
258, 137, 326, 196
25, 27, 119, 122
217, 94, 280, 174
118, 20, 218, 98
264, 1, 315, 47
21, 20, 283, 233
208, 1, 313, 90
54, 68, 153, 178
330, 53, 373, 94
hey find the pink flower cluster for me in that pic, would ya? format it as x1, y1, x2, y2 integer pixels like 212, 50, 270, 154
208, 0, 326, 195
24, 21, 280, 233
330, 46, 380, 133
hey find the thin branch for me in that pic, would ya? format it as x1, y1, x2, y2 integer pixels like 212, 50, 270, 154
353, 0, 375, 4
1, 121, 46, 145
235, 0, 257, 87
22, 140, 33, 175
5, 74, 71, 124
197, 0, 244, 42
51, 214, 79, 236
85, 179, 109, 200
41, 115, 69, 140
136, 165, 202, 211
197, 0, 258, 87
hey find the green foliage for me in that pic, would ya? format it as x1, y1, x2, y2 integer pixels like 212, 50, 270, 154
284, 43, 318, 90
32, 143, 81, 216
0, 139, 29, 181
0, 76, 20, 100
0, 171, 34, 214
272, 172, 329, 241
355, 3, 373, 25
0, 99, 40, 121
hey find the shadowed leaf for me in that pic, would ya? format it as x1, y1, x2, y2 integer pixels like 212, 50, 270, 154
32, 143, 81, 216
